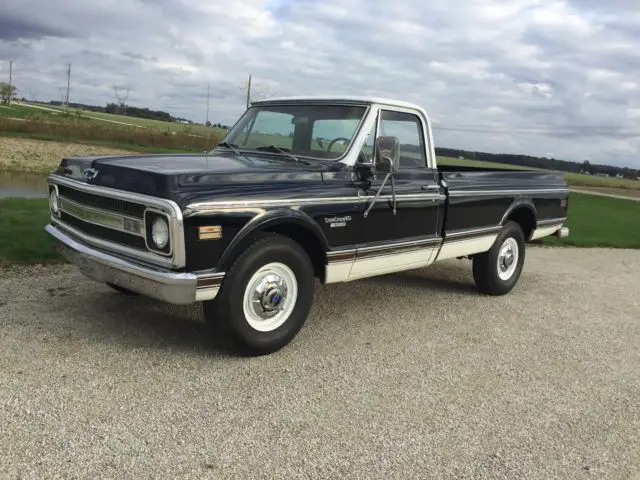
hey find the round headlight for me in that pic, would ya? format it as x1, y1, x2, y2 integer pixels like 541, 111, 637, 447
151, 217, 169, 249
49, 189, 59, 214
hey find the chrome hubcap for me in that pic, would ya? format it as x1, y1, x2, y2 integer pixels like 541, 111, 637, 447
243, 263, 298, 332
497, 237, 519, 281
253, 274, 287, 317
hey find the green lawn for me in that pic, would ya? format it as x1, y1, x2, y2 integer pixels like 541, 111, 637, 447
0, 198, 61, 265
0, 103, 64, 119
540, 192, 640, 249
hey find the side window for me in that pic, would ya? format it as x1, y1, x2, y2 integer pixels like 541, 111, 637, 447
379, 110, 427, 169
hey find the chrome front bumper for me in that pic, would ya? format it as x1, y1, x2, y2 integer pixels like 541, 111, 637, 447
45, 224, 223, 305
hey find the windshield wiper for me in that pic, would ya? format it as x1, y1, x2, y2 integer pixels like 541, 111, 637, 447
213, 141, 255, 165
255, 145, 302, 163
215, 141, 241, 154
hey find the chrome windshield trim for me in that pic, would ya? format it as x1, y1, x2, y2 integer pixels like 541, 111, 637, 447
58, 195, 145, 237
47, 174, 186, 268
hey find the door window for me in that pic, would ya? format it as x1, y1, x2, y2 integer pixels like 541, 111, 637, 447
379, 110, 427, 169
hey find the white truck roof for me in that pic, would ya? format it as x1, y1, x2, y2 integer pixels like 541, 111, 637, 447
250, 95, 427, 114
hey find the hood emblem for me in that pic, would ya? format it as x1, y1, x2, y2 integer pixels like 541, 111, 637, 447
83, 168, 99, 181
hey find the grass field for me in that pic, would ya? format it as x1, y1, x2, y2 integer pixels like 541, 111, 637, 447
27, 102, 227, 137
0, 192, 637, 265
540, 192, 640, 249
0, 198, 60, 265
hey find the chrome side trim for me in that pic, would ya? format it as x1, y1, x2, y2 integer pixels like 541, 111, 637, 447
445, 225, 502, 240
58, 195, 145, 237
530, 222, 567, 241
448, 188, 570, 197
324, 237, 442, 283
536, 217, 567, 226
45, 223, 222, 305
356, 236, 441, 253
184, 193, 444, 216
48, 174, 186, 268
195, 272, 225, 302
434, 234, 499, 262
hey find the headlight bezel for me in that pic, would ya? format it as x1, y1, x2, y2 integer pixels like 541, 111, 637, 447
48, 184, 61, 217
144, 209, 172, 256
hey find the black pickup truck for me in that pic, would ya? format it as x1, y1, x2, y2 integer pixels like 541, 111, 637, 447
45, 96, 570, 355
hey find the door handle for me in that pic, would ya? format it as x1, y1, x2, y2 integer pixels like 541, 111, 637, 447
422, 184, 440, 191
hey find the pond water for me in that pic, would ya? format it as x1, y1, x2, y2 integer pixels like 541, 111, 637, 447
0, 172, 48, 199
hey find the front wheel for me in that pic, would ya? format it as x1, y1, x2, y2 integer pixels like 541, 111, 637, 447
203, 233, 315, 356
472, 221, 525, 295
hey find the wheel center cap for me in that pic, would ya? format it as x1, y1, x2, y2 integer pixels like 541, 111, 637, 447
503, 252, 514, 268
261, 286, 285, 312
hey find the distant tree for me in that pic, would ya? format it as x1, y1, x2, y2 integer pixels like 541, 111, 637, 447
0, 82, 17, 104
583, 160, 591, 172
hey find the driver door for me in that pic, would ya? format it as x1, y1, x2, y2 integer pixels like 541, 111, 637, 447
349, 107, 445, 280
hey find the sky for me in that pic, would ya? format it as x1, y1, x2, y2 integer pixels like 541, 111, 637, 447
1, 0, 639, 169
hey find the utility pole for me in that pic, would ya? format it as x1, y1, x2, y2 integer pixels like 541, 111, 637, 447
65, 63, 71, 108
8, 60, 12, 105
246, 73, 252, 109
206, 82, 210, 125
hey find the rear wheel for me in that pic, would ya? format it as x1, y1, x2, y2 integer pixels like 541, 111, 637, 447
472, 221, 525, 295
203, 233, 315, 356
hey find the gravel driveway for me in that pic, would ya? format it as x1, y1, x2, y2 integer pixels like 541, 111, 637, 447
1, 246, 639, 479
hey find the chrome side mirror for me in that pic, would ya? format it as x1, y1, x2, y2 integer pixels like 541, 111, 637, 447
374, 136, 400, 173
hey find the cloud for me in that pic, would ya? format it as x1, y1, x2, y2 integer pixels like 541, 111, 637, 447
0, 0, 639, 168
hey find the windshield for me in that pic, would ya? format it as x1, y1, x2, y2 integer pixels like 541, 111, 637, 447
220, 103, 368, 161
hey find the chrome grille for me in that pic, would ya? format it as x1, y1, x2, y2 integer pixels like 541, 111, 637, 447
48, 176, 186, 269
57, 185, 146, 218
59, 212, 147, 251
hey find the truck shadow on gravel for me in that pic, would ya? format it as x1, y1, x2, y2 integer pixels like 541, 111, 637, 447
40, 261, 480, 356
358, 261, 479, 294
56, 290, 247, 357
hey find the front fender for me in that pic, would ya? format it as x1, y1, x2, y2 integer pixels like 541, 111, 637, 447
216, 208, 329, 271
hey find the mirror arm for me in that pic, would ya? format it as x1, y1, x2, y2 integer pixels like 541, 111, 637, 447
390, 172, 397, 215
364, 172, 393, 218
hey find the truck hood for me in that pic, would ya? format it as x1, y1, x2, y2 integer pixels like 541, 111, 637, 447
52, 150, 335, 200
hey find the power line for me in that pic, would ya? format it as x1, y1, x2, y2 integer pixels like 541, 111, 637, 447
246, 73, 252, 109
8, 60, 12, 106
206, 82, 210, 124
65, 63, 71, 107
